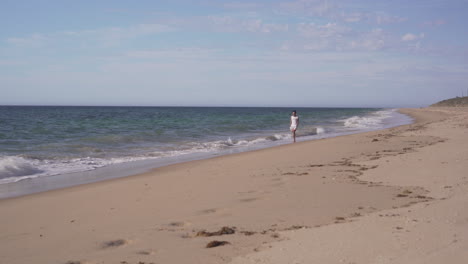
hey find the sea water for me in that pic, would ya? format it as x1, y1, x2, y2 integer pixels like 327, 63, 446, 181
0, 106, 412, 197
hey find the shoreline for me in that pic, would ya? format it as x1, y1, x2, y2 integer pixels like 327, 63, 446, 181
1, 107, 467, 264
0, 108, 411, 199
1, 106, 397, 188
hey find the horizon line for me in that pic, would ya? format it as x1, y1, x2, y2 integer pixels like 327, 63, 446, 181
0, 103, 415, 109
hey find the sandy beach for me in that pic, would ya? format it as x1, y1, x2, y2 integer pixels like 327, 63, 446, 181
1, 107, 467, 264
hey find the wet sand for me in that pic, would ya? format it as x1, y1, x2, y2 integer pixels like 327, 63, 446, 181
1, 107, 467, 264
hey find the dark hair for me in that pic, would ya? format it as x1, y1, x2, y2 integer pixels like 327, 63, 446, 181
292, 110, 297, 113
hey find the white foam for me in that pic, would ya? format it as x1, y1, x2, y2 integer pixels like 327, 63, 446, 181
0, 155, 150, 184
316, 127, 325, 134
343, 110, 394, 129
0, 156, 43, 180
1, 131, 306, 184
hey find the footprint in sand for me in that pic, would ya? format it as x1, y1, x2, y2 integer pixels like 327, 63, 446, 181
120, 261, 156, 264
198, 208, 220, 215
101, 239, 129, 249
270, 177, 286, 187
307, 164, 325, 167
239, 197, 260, 203
136, 249, 157, 255
238, 190, 257, 194
334, 217, 346, 223
167, 221, 192, 228
198, 208, 232, 218
206, 240, 230, 248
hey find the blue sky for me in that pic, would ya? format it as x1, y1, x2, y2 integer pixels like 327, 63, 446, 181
1, 0, 467, 107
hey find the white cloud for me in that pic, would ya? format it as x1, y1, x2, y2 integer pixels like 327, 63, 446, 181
124, 48, 221, 60
283, 25, 431, 53
297, 22, 350, 39
5, 24, 173, 49
294, 22, 352, 51
342, 12, 364, 23
292, 22, 390, 52
223, 2, 263, 9
163, 14, 289, 34
337, 11, 407, 25
401, 33, 425, 42
209, 16, 288, 33
423, 19, 446, 27
276, 0, 407, 26
375, 13, 407, 24
349, 28, 386, 51
278, 0, 336, 16
65, 24, 174, 43
6, 33, 48, 47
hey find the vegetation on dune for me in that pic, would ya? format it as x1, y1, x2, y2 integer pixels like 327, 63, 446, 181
431, 96, 468, 107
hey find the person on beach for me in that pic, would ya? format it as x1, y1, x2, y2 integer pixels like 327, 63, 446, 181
290, 110, 299, 143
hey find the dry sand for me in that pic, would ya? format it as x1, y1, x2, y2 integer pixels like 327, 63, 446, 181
1, 107, 467, 264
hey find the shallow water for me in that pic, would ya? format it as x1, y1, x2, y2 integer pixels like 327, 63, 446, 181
0, 106, 411, 192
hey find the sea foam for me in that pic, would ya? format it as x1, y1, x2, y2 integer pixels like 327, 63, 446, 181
343, 110, 393, 129
0, 156, 43, 179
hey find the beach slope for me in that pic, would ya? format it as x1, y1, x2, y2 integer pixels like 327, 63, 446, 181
231, 107, 468, 264
1, 107, 467, 264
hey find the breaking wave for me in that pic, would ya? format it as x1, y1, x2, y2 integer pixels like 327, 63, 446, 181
0, 129, 326, 184
343, 110, 394, 129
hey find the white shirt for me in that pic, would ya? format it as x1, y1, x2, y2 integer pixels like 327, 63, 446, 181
291, 115, 299, 127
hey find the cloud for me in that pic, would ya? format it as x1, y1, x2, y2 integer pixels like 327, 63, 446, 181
297, 22, 350, 38
374, 12, 407, 24
422, 19, 446, 27
65, 24, 174, 44
292, 22, 389, 52
5, 24, 174, 49
349, 28, 386, 51
278, 0, 337, 16
223, 2, 263, 9
242, 19, 289, 33
401, 33, 425, 42
338, 11, 407, 25
158, 13, 290, 35
292, 22, 351, 51
124, 48, 222, 61
6, 33, 48, 47
275, 0, 407, 25
342, 12, 364, 23
186, 15, 289, 34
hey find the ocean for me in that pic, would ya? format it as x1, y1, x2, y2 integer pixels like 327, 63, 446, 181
0, 106, 412, 197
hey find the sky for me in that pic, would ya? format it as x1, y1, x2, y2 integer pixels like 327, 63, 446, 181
1, 0, 468, 107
